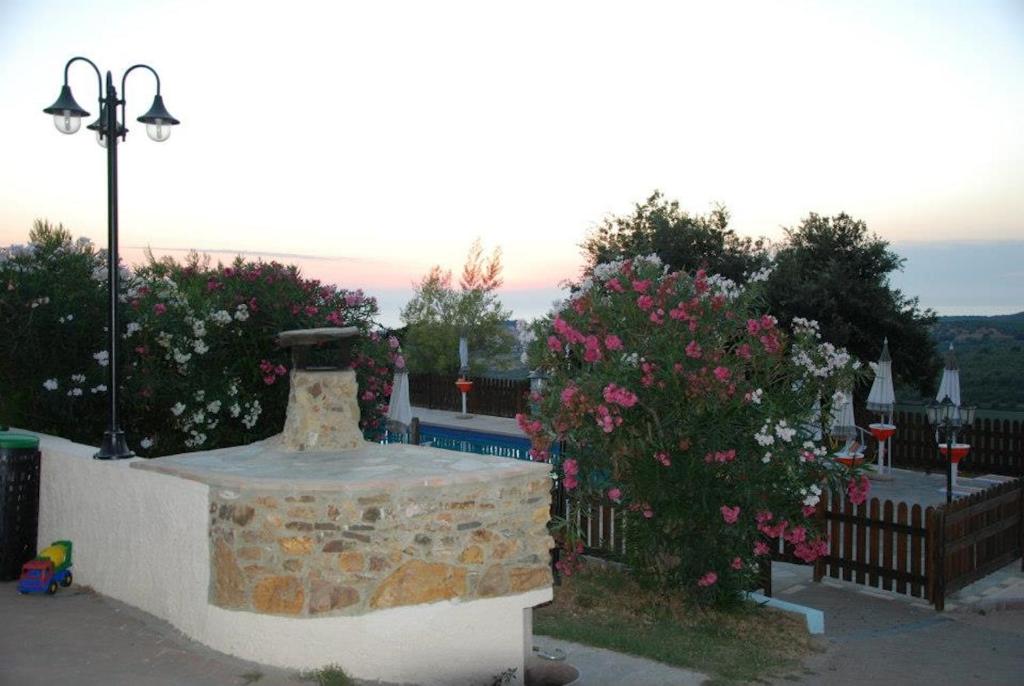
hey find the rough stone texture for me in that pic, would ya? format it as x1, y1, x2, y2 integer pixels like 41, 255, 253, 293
369, 560, 468, 609
208, 471, 554, 617
279, 370, 363, 452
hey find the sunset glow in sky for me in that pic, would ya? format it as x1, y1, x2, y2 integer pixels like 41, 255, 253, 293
2, 0, 1021, 324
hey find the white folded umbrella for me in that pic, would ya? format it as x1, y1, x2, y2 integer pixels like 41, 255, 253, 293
935, 343, 961, 406
865, 338, 896, 415
386, 370, 413, 430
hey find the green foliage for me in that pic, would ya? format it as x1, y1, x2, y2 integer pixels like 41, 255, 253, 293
522, 256, 865, 603
0, 224, 402, 455
765, 212, 940, 395
580, 193, 940, 395
901, 312, 1024, 409
400, 240, 514, 374
298, 664, 354, 686
580, 191, 770, 283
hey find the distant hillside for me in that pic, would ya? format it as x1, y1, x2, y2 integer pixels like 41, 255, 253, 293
901, 311, 1024, 410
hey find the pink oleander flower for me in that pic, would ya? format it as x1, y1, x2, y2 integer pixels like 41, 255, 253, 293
636, 294, 654, 311
784, 525, 807, 545
604, 334, 623, 350
606, 278, 624, 293
153, 303, 167, 315
713, 366, 731, 382
263, 374, 276, 385
736, 343, 752, 360
803, 505, 818, 517
654, 451, 671, 467
720, 505, 740, 524
731, 557, 744, 570
685, 340, 702, 359
746, 318, 761, 334
274, 364, 287, 376
548, 335, 562, 352
583, 336, 603, 363
632, 279, 651, 293
602, 383, 638, 408
754, 541, 770, 556
697, 571, 718, 587
607, 487, 622, 503
847, 475, 871, 505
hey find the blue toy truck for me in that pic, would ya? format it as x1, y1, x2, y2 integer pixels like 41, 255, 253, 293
17, 540, 73, 595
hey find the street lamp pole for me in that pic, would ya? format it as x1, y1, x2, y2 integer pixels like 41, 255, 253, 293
43, 57, 179, 460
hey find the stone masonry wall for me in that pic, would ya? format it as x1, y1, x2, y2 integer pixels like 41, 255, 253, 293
209, 473, 553, 617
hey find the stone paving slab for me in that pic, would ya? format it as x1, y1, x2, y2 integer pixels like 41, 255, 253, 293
134, 435, 547, 491
410, 406, 524, 438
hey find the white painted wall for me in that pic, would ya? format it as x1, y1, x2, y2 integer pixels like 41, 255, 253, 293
34, 433, 552, 685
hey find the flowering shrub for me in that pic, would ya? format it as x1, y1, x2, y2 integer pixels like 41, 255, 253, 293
0, 224, 402, 456
519, 255, 866, 602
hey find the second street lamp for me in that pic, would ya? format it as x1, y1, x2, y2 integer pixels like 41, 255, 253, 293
43, 56, 180, 460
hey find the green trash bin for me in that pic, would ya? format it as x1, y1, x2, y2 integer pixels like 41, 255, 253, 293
0, 431, 41, 581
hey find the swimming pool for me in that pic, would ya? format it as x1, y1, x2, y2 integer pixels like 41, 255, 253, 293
377, 424, 556, 461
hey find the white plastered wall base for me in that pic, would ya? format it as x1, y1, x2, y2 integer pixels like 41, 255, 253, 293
34, 433, 551, 685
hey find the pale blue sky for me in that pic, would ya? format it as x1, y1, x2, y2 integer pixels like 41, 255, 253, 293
1, 0, 1021, 325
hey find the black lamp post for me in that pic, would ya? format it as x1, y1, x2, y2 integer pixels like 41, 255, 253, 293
926, 395, 977, 504
43, 57, 180, 460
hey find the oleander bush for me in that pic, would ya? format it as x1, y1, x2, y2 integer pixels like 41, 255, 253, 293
519, 254, 867, 603
0, 221, 402, 456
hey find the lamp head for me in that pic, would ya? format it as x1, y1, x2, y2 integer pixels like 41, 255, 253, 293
43, 85, 90, 134
87, 107, 127, 148
926, 399, 940, 426
136, 94, 180, 142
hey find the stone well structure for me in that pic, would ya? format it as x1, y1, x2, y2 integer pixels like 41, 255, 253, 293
35, 329, 554, 685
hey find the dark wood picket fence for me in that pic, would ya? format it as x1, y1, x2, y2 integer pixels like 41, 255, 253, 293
552, 478, 1023, 611
813, 495, 932, 600
929, 478, 1023, 610
888, 410, 1024, 476
407, 373, 529, 418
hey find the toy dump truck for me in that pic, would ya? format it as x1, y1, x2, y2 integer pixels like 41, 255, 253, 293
17, 540, 73, 595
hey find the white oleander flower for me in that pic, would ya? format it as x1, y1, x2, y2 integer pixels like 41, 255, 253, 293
42, 378, 58, 391
170, 402, 186, 416
93, 350, 109, 366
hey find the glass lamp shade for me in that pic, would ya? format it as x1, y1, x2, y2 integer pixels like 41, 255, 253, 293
939, 396, 955, 424
145, 120, 171, 142
137, 94, 179, 143
961, 405, 977, 427
87, 107, 127, 148
53, 111, 83, 134
43, 85, 90, 135
926, 401, 939, 426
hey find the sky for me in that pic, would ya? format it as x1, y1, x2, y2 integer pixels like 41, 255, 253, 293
1, 0, 1021, 326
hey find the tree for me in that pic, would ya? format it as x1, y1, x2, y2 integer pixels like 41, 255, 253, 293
400, 240, 514, 374
581, 191, 769, 283
580, 192, 940, 394
764, 213, 940, 394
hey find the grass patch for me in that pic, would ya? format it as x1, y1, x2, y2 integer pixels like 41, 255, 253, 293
297, 664, 354, 686
533, 565, 820, 685
239, 672, 263, 685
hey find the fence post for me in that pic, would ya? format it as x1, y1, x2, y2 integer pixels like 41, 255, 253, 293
813, 499, 826, 583
929, 507, 946, 611
410, 417, 420, 446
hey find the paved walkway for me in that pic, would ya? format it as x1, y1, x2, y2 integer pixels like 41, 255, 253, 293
0, 581, 707, 686
768, 561, 1024, 685
410, 405, 522, 438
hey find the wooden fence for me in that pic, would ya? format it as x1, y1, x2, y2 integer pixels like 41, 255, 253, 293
887, 410, 1023, 476
930, 478, 1023, 610
407, 373, 529, 418
553, 478, 1023, 611
814, 495, 931, 600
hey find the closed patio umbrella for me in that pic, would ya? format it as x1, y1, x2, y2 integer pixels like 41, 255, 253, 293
866, 338, 896, 415
386, 370, 412, 434
830, 389, 858, 440
935, 343, 961, 409
866, 338, 897, 473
